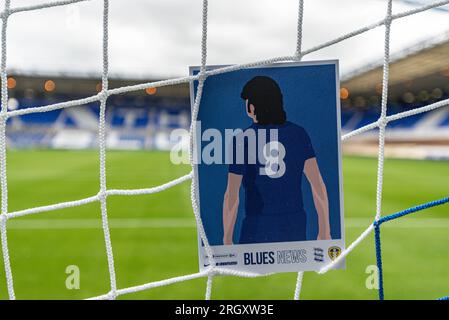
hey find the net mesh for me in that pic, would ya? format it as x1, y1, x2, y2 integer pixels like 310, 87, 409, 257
0, 0, 448, 300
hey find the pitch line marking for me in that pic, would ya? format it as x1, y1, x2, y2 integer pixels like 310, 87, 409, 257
4, 217, 449, 230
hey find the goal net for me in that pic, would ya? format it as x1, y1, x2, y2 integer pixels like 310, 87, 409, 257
0, 0, 448, 300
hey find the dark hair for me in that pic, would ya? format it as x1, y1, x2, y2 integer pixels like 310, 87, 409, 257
240, 76, 286, 125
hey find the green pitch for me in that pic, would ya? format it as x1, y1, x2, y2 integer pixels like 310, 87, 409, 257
0, 150, 447, 300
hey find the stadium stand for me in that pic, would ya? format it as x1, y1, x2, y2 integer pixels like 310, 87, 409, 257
5, 85, 449, 156
6, 90, 449, 152
6, 93, 190, 150
340, 30, 449, 160
5, 30, 449, 158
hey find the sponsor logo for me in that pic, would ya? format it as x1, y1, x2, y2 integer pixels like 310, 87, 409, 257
314, 247, 324, 262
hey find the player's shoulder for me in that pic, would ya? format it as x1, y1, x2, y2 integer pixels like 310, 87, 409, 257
231, 125, 253, 136
284, 121, 308, 135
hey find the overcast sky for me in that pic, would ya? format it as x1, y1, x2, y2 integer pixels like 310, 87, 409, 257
1, 0, 449, 79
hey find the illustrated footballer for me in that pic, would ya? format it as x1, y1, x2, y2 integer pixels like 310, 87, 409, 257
222, 76, 331, 245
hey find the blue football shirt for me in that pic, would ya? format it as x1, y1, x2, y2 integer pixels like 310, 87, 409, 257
228, 121, 315, 243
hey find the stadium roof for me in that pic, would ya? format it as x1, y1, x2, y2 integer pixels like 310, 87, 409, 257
7, 29, 449, 104
7, 73, 189, 99
341, 30, 449, 103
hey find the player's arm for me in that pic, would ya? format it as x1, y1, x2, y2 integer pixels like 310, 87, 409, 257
223, 173, 242, 245
304, 157, 331, 240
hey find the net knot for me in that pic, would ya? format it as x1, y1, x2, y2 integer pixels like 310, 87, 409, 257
98, 190, 107, 201
0, 10, 10, 20
294, 52, 303, 61
0, 112, 7, 123
106, 290, 117, 300
378, 117, 388, 128
0, 214, 7, 225
97, 90, 109, 101
206, 265, 217, 276
198, 72, 207, 82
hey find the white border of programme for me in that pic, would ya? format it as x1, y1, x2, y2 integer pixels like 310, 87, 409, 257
189, 60, 345, 274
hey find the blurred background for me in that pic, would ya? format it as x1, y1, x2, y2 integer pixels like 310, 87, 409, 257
4, 0, 449, 157
0, 0, 448, 300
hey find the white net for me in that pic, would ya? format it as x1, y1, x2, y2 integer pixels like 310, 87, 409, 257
0, 0, 448, 300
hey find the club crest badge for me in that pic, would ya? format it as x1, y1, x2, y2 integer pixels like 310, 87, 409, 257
328, 246, 341, 260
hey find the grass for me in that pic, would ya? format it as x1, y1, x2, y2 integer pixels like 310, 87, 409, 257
0, 150, 448, 299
